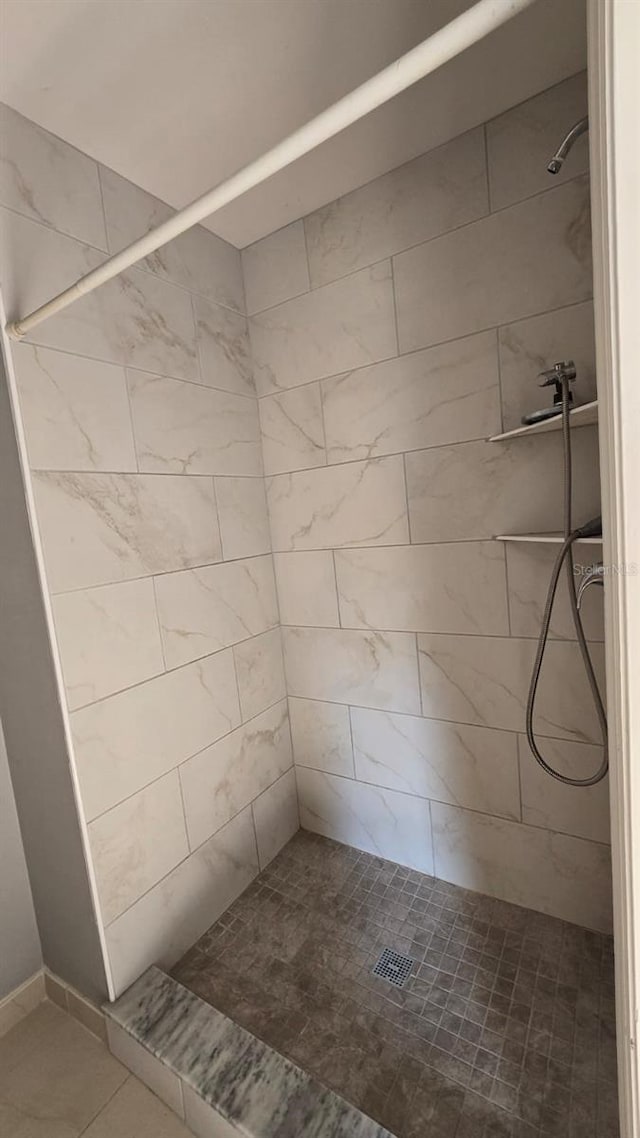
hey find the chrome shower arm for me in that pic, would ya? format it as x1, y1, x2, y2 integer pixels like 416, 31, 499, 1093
547, 115, 589, 174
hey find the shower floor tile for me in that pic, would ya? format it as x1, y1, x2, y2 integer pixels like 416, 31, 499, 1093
172, 831, 617, 1138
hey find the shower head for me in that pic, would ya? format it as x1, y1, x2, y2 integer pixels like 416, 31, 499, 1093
547, 115, 589, 174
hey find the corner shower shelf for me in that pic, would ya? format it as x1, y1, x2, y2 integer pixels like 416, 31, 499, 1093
488, 399, 598, 442
494, 532, 603, 546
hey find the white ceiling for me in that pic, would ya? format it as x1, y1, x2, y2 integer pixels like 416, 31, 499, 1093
0, 0, 587, 248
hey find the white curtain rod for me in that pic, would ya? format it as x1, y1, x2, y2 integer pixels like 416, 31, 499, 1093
6, 0, 535, 341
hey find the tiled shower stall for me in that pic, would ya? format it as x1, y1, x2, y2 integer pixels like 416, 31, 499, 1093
0, 62, 610, 1033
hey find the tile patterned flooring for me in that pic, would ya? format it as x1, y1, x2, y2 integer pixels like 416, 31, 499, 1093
0, 1000, 192, 1137
173, 831, 618, 1138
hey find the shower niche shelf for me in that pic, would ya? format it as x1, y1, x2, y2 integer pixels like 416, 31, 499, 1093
494, 532, 603, 546
488, 399, 598, 442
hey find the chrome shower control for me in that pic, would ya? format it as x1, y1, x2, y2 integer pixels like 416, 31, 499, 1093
538, 360, 576, 387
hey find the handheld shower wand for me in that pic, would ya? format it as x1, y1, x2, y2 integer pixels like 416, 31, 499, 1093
525, 365, 608, 786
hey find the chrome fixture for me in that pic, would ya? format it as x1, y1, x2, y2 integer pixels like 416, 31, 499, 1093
577, 563, 605, 610
521, 360, 576, 426
547, 115, 589, 174
525, 364, 608, 786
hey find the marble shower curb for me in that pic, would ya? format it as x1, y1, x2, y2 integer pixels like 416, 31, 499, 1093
104, 965, 396, 1138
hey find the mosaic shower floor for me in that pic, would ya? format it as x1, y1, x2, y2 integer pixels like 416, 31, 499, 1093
172, 831, 618, 1138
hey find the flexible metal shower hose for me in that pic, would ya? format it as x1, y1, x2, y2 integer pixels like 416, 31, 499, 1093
525, 377, 609, 786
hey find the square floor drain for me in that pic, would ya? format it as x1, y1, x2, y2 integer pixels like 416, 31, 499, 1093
372, 947, 414, 988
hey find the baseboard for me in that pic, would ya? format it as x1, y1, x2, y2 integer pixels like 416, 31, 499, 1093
0, 970, 46, 1038
43, 968, 107, 1042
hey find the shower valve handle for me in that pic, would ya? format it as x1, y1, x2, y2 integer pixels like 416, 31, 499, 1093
538, 360, 576, 387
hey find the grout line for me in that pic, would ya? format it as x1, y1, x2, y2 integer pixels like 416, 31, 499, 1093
389, 254, 401, 357
95, 163, 110, 256
249, 800, 262, 870
402, 451, 413, 543
176, 764, 191, 852
122, 368, 140, 474
48, 550, 275, 600
331, 549, 342, 629
428, 799, 437, 876
502, 540, 513, 639
16, 336, 258, 402
149, 575, 168, 672
493, 324, 506, 436
414, 632, 424, 717
515, 736, 524, 825
89, 696, 290, 829
15, 287, 593, 409
247, 170, 590, 316
300, 214, 313, 292
279, 621, 601, 645
294, 763, 609, 848
252, 294, 594, 404
346, 704, 357, 778
277, 685, 605, 750
102, 726, 293, 928
482, 122, 493, 215
68, 611, 279, 713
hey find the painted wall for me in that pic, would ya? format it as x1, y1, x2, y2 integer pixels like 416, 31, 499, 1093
0, 716, 41, 999
0, 103, 297, 997
244, 72, 613, 934
0, 339, 107, 1000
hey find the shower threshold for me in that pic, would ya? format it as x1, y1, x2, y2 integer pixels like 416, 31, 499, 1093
107, 831, 618, 1137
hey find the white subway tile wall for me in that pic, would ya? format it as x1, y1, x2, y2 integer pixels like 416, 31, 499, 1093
1, 104, 295, 996
244, 73, 610, 933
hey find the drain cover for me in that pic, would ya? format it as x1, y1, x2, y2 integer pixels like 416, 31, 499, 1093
372, 947, 414, 988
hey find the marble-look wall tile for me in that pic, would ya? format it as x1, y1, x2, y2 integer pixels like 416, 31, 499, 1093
296, 767, 434, 874
431, 802, 612, 933
71, 649, 240, 820
288, 697, 354, 777
252, 768, 299, 868
52, 578, 164, 710
322, 331, 500, 463
33, 471, 220, 592
498, 301, 596, 430
259, 383, 326, 475
99, 165, 244, 312
249, 262, 397, 396
12, 343, 137, 473
335, 544, 509, 635
506, 542, 605, 642
0, 103, 107, 248
106, 808, 258, 995
487, 72, 588, 211
518, 735, 610, 844
0, 208, 199, 381
394, 177, 592, 353
418, 632, 606, 745
273, 551, 339, 627
180, 701, 292, 849
405, 429, 601, 542
241, 221, 310, 315
234, 627, 286, 721
128, 371, 262, 477
214, 477, 271, 560
267, 456, 408, 551
88, 771, 188, 925
193, 295, 254, 396
154, 555, 278, 669
282, 627, 420, 715
305, 127, 488, 287
351, 708, 519, 820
